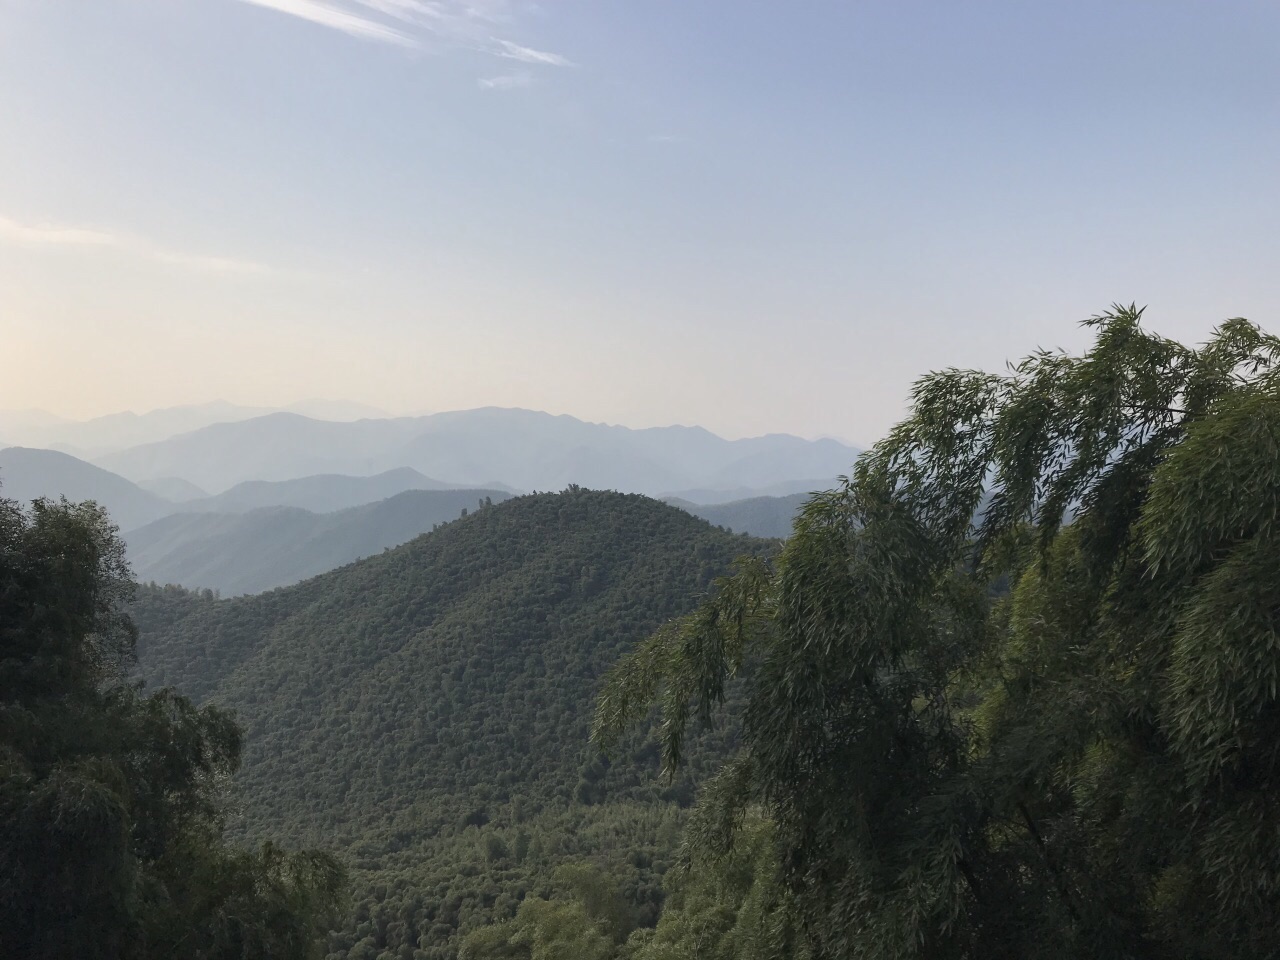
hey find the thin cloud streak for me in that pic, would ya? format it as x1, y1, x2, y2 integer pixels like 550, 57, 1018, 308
0, 215, 270, 276
494, 38, 572, 66
235, 0, 417, 46
231, 0, 575, 69
478, 72, 531, 90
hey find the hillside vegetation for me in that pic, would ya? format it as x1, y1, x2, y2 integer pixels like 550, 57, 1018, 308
133, 489, 767, 957
127, 488, 511, 595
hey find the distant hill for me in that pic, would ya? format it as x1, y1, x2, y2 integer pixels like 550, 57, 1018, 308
132, 490, 768, 954
0, 446, 174, 530
137, 476, 209, 501
97, 407, 860, 495
669, 492, 810, 538
0, 402, 273, 456
184, 466, 459, 514
127, 488, 511, 595
661, 477, 835, 504
0, 400, 390, 456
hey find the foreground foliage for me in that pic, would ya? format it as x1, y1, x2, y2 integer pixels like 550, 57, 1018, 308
595, 307, 1280, 958
0, 495, 344, 959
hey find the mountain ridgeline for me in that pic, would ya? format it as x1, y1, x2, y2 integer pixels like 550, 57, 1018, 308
0, 446, 174, 529
666, 492, 809, 539
93, 407, 858, 496
126, 488, 513, 595
132, 489, 769, 956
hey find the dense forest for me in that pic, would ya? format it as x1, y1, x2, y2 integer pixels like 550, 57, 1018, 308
6, 309, 1280, 959
130, 490, 769, 957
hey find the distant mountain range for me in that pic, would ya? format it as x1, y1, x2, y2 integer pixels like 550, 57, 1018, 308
1, 441, 824, 593
0, 400, 390, 457
127, 488, 511, 595
1, 436, 833, 592
178, 467, 491, 514
0, 448, 478, 525
91, 406, 859, 497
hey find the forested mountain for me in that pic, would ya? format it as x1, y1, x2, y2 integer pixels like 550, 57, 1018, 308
132, 490, 767, 957
183, 467, 466, 514
127, 488, 511, 595
0, 446, 174, 529
669, 493, 809, 538
96, 407, 859, 496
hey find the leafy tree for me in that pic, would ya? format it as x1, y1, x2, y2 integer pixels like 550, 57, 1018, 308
633, 813, 807, 960
458, 864, 632, 960
596, 307, 1280, 958
0, 495, 344, 959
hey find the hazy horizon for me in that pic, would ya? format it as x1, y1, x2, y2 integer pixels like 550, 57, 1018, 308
3, 1, 1277, 442
0, 398, 862, 446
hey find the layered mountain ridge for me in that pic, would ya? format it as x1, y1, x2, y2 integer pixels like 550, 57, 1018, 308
92, 406, 859, 496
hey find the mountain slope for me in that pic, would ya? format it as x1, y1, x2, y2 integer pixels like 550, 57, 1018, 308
96, 412, 419, 491
137, 476, 209, 501
97, 407, 860, 495
132, 490, 767, 955
186, 466, 458, 514
0, 446, 174, 529
127, 488, 511, 594
669, 492, 810, 538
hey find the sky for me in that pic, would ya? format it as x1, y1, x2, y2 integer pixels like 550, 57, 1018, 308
1, 0, 1277, 444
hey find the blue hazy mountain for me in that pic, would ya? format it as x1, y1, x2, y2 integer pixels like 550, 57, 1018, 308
182, 467, 471, 514
0, 446, 173, 530
96, 407, 860, 497
126, 488, 512, 595
668, 492, 811, 538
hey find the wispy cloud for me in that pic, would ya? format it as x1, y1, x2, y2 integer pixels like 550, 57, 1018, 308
494, 38, 572, 67
235, 0, 417, 46
0, 215, 270, 276
478, 72, 531, 90
229, 0, 575, 71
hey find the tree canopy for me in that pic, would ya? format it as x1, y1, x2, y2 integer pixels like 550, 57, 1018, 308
595, 306, 1280, 959
0, 494, 344, 960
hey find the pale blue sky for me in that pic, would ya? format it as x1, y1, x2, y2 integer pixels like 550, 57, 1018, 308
2, 1, 1277, 442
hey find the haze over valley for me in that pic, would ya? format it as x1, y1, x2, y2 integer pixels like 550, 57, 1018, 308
0, 405, 844, 594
